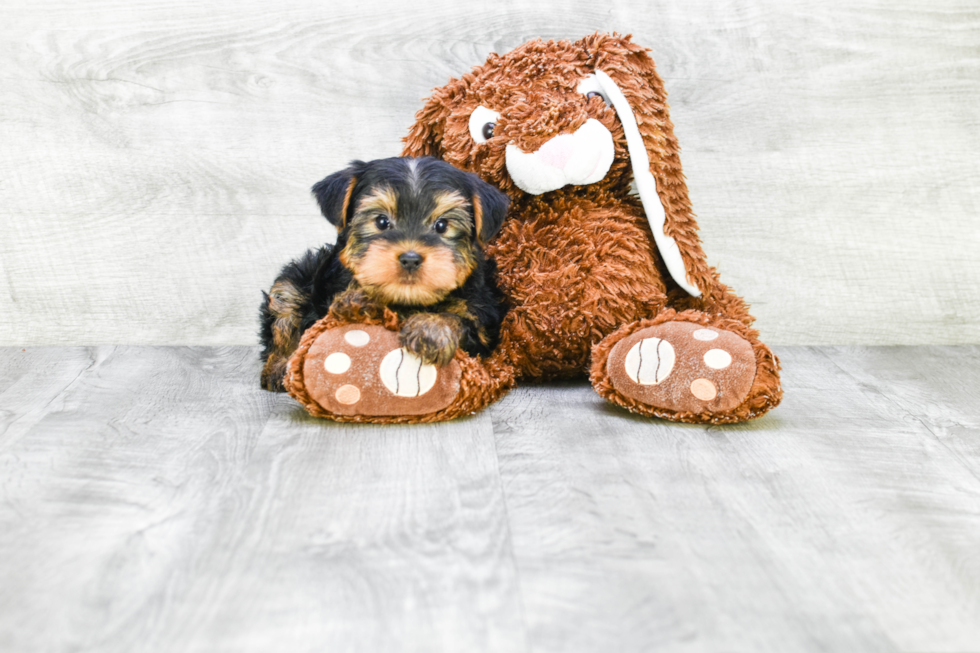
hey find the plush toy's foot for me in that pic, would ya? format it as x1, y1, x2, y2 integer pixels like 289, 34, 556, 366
591, 312, 782, 423
285, 315, 516, 423
289, 323, 462, 418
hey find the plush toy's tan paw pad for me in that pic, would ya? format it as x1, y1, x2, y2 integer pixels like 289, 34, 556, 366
301, 324, 461, 416
607, 322, 756, 414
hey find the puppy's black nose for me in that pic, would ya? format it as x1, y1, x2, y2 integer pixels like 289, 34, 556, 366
398, 251, 423, 272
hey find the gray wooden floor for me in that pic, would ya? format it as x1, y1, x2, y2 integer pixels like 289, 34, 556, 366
1, 346, 978, 653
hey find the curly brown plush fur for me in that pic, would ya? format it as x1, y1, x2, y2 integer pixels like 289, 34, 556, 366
399, 33, 782, 422
287, 32, 781, 423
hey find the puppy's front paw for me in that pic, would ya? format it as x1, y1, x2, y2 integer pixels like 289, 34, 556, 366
261, 355, 289, 392
329, 288, 384, 323
399, 314, 463, 367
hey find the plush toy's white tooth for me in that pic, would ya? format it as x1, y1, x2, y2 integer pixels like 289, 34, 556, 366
593, 70, 701, 297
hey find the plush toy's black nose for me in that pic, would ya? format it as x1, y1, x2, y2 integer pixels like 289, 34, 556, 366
398, 251, 423, 272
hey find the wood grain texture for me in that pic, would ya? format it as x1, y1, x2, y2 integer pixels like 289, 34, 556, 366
488, 348, 980, 652
0, 346, 525, 653
821, 345, 980, 479
2, 345, 980, 651
0, 0, 978, 346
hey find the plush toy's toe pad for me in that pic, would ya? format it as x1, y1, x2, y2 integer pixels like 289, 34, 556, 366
607, 321, 756, 414
302, 324, 461, 416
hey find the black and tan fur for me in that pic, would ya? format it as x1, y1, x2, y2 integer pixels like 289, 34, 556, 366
259, 156, 509, 391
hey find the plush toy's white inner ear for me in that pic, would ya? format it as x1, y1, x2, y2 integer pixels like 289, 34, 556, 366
591, 70, 701, 297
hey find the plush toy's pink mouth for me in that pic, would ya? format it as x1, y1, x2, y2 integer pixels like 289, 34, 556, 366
504, 119, 615, 195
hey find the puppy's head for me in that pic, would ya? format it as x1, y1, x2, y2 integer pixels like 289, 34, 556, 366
312, 157, 508, 306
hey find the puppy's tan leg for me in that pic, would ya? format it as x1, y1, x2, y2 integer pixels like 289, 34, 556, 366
261, 280, 307, 391
399, 313, 465, 367
328, 287, 386, 324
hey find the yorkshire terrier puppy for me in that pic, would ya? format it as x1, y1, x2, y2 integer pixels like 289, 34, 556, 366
259, 156, 509, 391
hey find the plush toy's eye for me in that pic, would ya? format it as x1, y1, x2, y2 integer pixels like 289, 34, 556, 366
433, 218, 449, 234
374, 215, 391, 230
469, 105, 501, 144
576, 75, 612, 107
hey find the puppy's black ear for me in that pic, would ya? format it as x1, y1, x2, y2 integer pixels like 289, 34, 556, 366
311, 161, 365, 229
468, 175, 509, 244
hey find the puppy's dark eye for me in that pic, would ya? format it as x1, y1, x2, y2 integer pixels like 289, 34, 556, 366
433, 218, 449, 234
374, 215, 391, 230
481, 123, 495, 140
586, 91, 606, 103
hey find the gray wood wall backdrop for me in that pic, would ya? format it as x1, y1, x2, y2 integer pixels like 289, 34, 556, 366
1, 0, 978, 346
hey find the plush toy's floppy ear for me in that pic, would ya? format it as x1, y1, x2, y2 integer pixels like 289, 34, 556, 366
468, 175, 509, 244
583, 34, 715, 299
311, 162, 364, 229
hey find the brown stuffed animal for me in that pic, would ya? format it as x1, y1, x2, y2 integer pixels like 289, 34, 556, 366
286, 32, 781, 423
